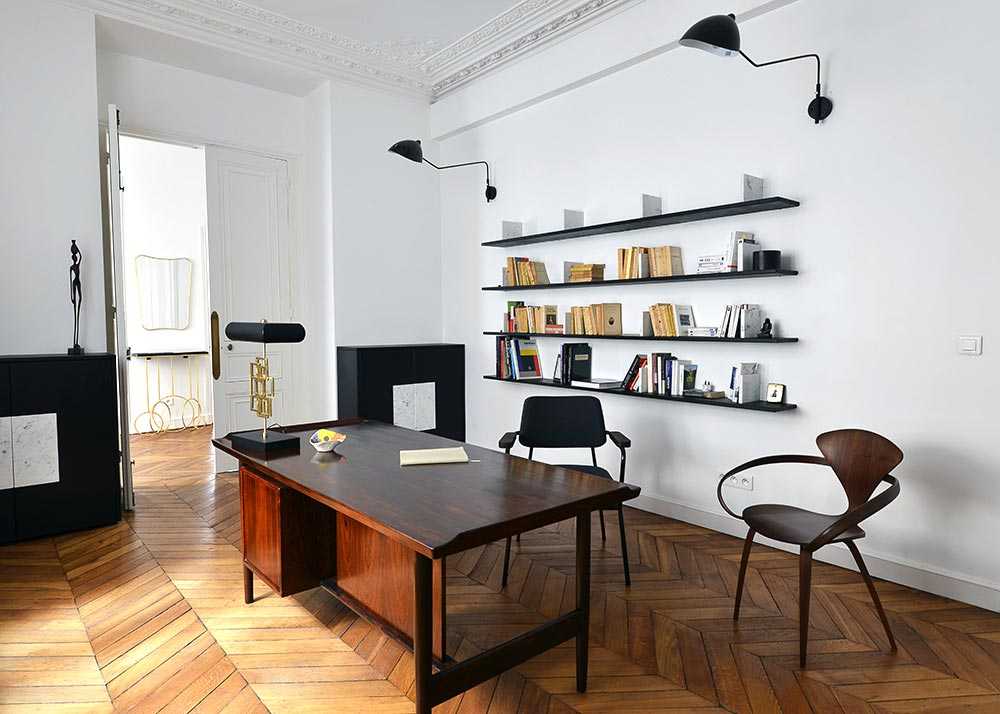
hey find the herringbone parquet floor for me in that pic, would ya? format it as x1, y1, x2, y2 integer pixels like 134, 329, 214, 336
3, 427, 1000, 712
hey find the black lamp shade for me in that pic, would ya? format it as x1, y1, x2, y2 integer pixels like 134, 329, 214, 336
388, 139, 423, 163
679, 13, 740, 56
225, 322, 305, 344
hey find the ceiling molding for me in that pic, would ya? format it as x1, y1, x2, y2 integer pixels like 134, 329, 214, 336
67, 0, 636, 99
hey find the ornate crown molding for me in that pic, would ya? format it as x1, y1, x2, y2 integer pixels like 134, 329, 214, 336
67, 0, 634, 99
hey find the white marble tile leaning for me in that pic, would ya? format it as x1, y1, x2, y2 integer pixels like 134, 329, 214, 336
11, 413, 59, 488
0, 417, 12, 491
393, 382, 437, 432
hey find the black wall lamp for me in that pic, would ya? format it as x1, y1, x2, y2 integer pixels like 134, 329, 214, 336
388, 139, 497, 202
680, 13, 832, 124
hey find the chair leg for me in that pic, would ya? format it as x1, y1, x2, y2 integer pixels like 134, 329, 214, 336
799, 548, 813, 668
501, 536, 512, 588
733, 529, 755, 621
846, 540, 897, 652
617, 505, 630, 587
599, 510, 607, 542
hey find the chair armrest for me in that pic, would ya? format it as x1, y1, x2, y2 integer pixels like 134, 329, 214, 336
498, 431, 519, 453
808, 476, 900, 550
607, 431, 631, 449
717, 454, 829, 519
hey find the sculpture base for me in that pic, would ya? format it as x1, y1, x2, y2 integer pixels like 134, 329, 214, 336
67, 346, 85, 355
229, 429, 299, 456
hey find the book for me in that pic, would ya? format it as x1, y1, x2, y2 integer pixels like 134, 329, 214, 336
673, 304, 695, 335
400, 447, 469, 466
729, 362, 761, 403
512, 339, 542, 379
602, 303, 622, 335
571, 378, 620, 390
688, 326, 720, 337
561, 343, 592, 383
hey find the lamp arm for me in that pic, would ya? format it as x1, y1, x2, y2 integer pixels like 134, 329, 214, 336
739, 50, 822, 94
422, 158, 492, 186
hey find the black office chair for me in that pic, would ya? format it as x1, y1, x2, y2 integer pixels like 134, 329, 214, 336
498, 396, 632, 587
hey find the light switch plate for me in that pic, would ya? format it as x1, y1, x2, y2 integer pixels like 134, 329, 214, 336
958, 335, 983, 355
723, 472, 753, 491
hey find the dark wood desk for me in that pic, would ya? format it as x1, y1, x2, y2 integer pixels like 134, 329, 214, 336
213, 420, 639, 713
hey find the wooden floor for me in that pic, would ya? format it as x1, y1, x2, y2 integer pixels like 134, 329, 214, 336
3, 429, 1000, 712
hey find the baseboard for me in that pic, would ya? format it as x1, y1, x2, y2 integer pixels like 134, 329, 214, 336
631, 493, 1000, 613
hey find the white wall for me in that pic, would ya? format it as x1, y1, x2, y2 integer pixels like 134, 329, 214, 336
118, 136, 212, 432
328, 82, 442, 345
435, 0, 1000, 609
0, 2, 103, 354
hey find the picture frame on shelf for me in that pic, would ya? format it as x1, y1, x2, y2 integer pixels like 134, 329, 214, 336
766, 383, 785, 403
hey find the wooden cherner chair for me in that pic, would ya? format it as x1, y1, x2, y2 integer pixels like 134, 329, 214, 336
499, 396, 632, 587
718, 429, 902, 668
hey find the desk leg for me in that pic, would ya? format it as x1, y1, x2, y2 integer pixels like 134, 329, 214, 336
576, 512, 591, 693
414, 553, 433, 714
243, 565, 254, 604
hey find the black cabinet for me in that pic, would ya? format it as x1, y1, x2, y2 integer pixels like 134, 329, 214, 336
0, 354, 121, 543
0, 367, 12, 543
337, 344, 465, 442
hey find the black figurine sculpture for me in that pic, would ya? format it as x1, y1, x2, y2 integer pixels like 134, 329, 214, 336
757, 318, 773, 339
68, 240, 84, 355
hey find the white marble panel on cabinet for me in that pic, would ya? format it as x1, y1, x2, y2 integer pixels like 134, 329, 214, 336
11, 413, 59, 487
0, 417, 11, 491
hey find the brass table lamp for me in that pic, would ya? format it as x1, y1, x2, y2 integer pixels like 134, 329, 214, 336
224, 320, 305, 455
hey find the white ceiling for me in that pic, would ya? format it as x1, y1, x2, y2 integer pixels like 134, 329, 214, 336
248, 1, 518, 61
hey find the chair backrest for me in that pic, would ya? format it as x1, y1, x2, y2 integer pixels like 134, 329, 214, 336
518, 396, 607, 449
817, 429, 903, 508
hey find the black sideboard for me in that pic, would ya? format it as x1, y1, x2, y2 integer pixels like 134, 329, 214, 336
0, 353, 121, 543
337, 343, 465, 442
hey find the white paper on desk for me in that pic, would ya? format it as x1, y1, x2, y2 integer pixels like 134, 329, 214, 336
399, 447, 469, 467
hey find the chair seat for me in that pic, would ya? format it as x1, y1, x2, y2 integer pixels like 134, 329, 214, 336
743, 504, 865, 545
556, 464, 613, 481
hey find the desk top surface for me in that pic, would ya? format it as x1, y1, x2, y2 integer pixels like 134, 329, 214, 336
214, 421, 639, 558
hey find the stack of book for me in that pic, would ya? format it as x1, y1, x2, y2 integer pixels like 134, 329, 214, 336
565, 262, 605, 283
719, 304, 764, 338
728, 362, 761, 403
567, 303, 622, 335
698, 231, 758, 274
495, 336, 542, 380
504, 302, 563, 334
647, 303, 695, 337
503, 257, 550, 286
617, 245, 684, 279
621, 353, 700, 396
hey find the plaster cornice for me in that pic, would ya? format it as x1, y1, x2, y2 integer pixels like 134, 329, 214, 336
66, 0, 634, 99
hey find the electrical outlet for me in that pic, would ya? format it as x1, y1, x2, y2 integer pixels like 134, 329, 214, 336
723, 473, 754, 491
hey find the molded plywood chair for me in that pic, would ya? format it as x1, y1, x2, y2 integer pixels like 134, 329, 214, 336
719, 429, 902, 667
499, 396, 632, 587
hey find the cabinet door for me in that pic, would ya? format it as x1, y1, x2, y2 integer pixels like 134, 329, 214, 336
240, 467, 283, 591
357, 348, 414, 426
10, 357, 120, 540
0, 366, 13, 544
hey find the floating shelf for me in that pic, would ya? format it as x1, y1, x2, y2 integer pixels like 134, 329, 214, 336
485, 331, 798, 344
483, 269, 797, 292
483, 375, 797, 412
482, 197, 799, 248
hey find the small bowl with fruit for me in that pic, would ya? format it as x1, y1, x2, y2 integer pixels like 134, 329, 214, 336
309, 428, 347, 453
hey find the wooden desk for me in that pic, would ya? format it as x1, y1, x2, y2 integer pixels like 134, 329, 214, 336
213, 420, 640, 713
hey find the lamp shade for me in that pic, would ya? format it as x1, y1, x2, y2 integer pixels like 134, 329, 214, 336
679, 13, 740, 56
388, 139, 423, 163
225, 322, 305, 344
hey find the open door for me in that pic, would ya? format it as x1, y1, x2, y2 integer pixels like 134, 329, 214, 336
105, 105, 135, 510
206, 146, 294, 472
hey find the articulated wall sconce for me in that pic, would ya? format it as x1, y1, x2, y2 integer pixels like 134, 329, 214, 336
680, 13, 833, 124
388, 139, 497, 202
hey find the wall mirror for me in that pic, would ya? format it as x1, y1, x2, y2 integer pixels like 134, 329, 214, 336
135, 255, 193, 330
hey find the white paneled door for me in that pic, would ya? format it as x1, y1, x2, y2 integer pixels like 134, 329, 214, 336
206, 146, 294, 472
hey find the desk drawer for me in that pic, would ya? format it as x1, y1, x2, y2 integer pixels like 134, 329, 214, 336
239, 466, 337, 596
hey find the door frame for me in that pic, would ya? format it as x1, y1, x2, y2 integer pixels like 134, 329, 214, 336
99, 119, 304, 479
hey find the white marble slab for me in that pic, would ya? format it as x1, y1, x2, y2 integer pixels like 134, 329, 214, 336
0, 418, 12, 491
392, 382, 436, 432
12, 413, 59, 488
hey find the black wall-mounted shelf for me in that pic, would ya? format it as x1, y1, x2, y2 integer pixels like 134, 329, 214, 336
485, 331, 798, 344
482, 197, 799, 248
483, 268, 797, 292
483, 375, 796, 413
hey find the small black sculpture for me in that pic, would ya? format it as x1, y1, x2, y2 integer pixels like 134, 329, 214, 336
68, 240, 84, 355
757, 318, 773, 339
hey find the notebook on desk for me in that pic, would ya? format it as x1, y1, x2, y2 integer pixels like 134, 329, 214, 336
399, 446, 470, 467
